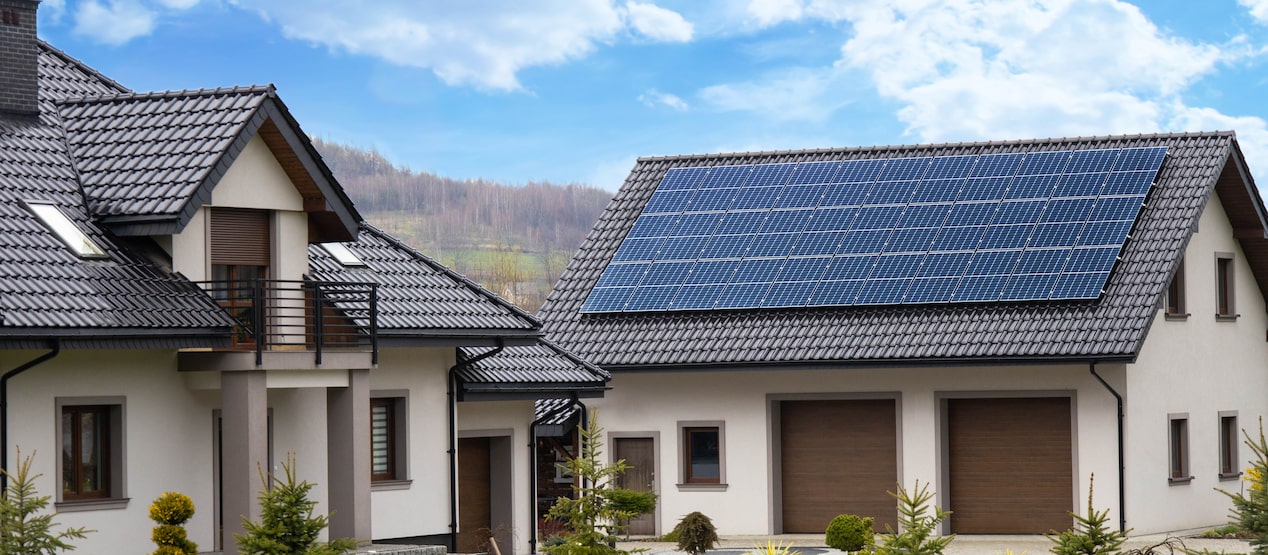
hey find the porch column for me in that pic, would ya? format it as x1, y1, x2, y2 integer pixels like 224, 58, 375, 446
222, 370, 268, 553
327, 368, 371, 543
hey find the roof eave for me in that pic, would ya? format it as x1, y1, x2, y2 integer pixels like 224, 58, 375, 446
0, 327, 231, 350
599, 353, 1139, 373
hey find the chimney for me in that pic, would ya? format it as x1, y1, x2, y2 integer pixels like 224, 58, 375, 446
0, 0, 38, 117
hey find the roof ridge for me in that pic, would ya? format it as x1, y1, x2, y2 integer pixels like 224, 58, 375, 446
55, 84, 276, 105
37, 39, 131, 94
358, 222, 544, 329
634, 130, 1238, 163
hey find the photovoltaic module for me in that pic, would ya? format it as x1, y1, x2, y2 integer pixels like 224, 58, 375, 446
581, 146, 1168, 313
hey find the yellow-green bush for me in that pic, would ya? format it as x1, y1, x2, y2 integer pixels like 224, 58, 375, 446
148, 493, 197, 555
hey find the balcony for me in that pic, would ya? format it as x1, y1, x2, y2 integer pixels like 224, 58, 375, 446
183, 279, 378, 369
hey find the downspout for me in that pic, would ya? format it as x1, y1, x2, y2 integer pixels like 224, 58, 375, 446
1, 342, 61, 491
448, 339, 504, 552
1089, 362, 1126, 533
529, 394, 580, 554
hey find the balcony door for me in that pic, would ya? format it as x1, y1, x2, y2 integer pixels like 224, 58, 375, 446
210, 208, 271, 345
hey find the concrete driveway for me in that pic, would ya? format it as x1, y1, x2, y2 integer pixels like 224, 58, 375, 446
616, 533, 1251, 554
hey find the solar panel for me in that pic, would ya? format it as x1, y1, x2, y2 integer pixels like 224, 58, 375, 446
581, 146, 1167, 313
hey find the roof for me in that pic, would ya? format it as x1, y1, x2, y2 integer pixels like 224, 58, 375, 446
540, 131, 1268, 369
455, 340, 610, 400
55, 85, 361, 240
0, 44, 236, 347
307, 223, 542, 345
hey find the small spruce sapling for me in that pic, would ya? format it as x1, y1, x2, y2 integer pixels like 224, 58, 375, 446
0, 448, 91, 554
672, 511, 718, 555
872, 481, 954, 555
235, 453, 357, 555
1047, 474, 1128, 555
1219, 417, 1268, 553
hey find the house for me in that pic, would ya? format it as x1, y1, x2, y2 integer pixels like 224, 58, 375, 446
539, 131, 1268, 535
0, 1, 607, 553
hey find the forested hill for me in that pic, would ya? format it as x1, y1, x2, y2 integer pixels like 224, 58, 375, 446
312, 138, 614, 311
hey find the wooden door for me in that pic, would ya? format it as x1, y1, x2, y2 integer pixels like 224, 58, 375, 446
458, 437, 492, 553
780, 399, 897, 533
946, 397, 1073, 533
614, 437, 656, 535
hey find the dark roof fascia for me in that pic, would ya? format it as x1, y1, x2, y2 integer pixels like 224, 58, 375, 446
363, 223, 543, 329
458, 387, 608, 402
1225, 138, 1268, 234
600, 354, 1139, 374
36, 40, 131, 95
97, 214, 182, 236
0, 328, 230, 350
256, 99, 362, 237
377, 333, 542, 349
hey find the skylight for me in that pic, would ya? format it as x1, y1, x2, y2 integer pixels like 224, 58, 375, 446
321, 242, 366, 266
26, 202, 108, 259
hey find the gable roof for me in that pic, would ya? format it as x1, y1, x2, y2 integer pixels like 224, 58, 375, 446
307, 223, 542, 346
540, 131, 1267, 370
55, 85, 360, 241
455, 340, 610, 400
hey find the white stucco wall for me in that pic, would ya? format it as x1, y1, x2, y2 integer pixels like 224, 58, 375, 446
1127, 192, 1268, 533
368, 347, 454, 541
458, 398, 536, 555
589, 364, 1121, 535
2, 349, 218, 553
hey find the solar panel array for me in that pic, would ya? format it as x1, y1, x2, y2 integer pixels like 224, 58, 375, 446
581, 147, 1168, 313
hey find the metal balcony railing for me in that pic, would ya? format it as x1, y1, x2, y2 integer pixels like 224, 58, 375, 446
195, 279, 378, 365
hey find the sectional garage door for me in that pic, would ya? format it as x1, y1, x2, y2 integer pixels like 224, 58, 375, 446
780, 399, 897, 532
946, 397, 1073, 533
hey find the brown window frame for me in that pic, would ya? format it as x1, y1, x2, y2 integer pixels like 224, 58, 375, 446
61, 405, 111, 501
1169, 414, 1191, 484
1220, 412, 1240, 480
1216, 253, 1236, 320
682, 426, 722, 485
370, 393, 409, 487
1165, 257, 1186, 319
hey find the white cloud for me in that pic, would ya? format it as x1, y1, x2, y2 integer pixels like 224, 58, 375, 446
746, 0, 803, 26
234, 1, 694, 91
1241, 0, 1268, 23
624, 1, 693, 42
589, 155, 640, 191
72, 0, 155, 45
699, 67, 852, 123
638, 89, 688, 110
1170, 104, 1268, 175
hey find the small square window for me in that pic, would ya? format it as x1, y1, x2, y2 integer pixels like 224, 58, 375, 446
1220, 412, 1240, 480
678, 421, 725, 489
371, 395, 408, 484
1165, 258, 1186, 318
1169, 414, 1190, 484
1216, 254, 1236, 319
26, 202, 107, 259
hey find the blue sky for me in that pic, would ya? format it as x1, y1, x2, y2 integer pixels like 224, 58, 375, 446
34, 0, 1268, 191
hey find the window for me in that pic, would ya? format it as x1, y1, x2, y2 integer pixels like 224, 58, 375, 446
209, 208, 271, 344
320, 242, 366, 267
1220, 412, 1240, 480
678, 421, 725, 488
1165, 257, 1186, 318
56, 398, 125, 507
1169, 414, 1190, 483
370, 394, 408, 486
25, 202, 107, 258
1216, 253, 1236, 319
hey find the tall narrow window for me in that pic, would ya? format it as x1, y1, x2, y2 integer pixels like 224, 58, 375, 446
1220, 412, 1240, 480
61, 405, 110, 500
680, 424, 724, 485
370, 393, 408, 486
370, 398, 396, 482
1216, 254, 1236, 319
1165, 257, 1186, 318
1169, 414, 1190, 483
209, 208, 271, 344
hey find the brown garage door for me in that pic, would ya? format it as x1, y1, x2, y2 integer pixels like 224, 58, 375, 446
947, 397, 1073, 533
458, 437, 491, 553
780, 399, 897, 533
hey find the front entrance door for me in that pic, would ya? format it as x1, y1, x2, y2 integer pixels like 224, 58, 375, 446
614, 437, 656, 535
458, 437, 492, 553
